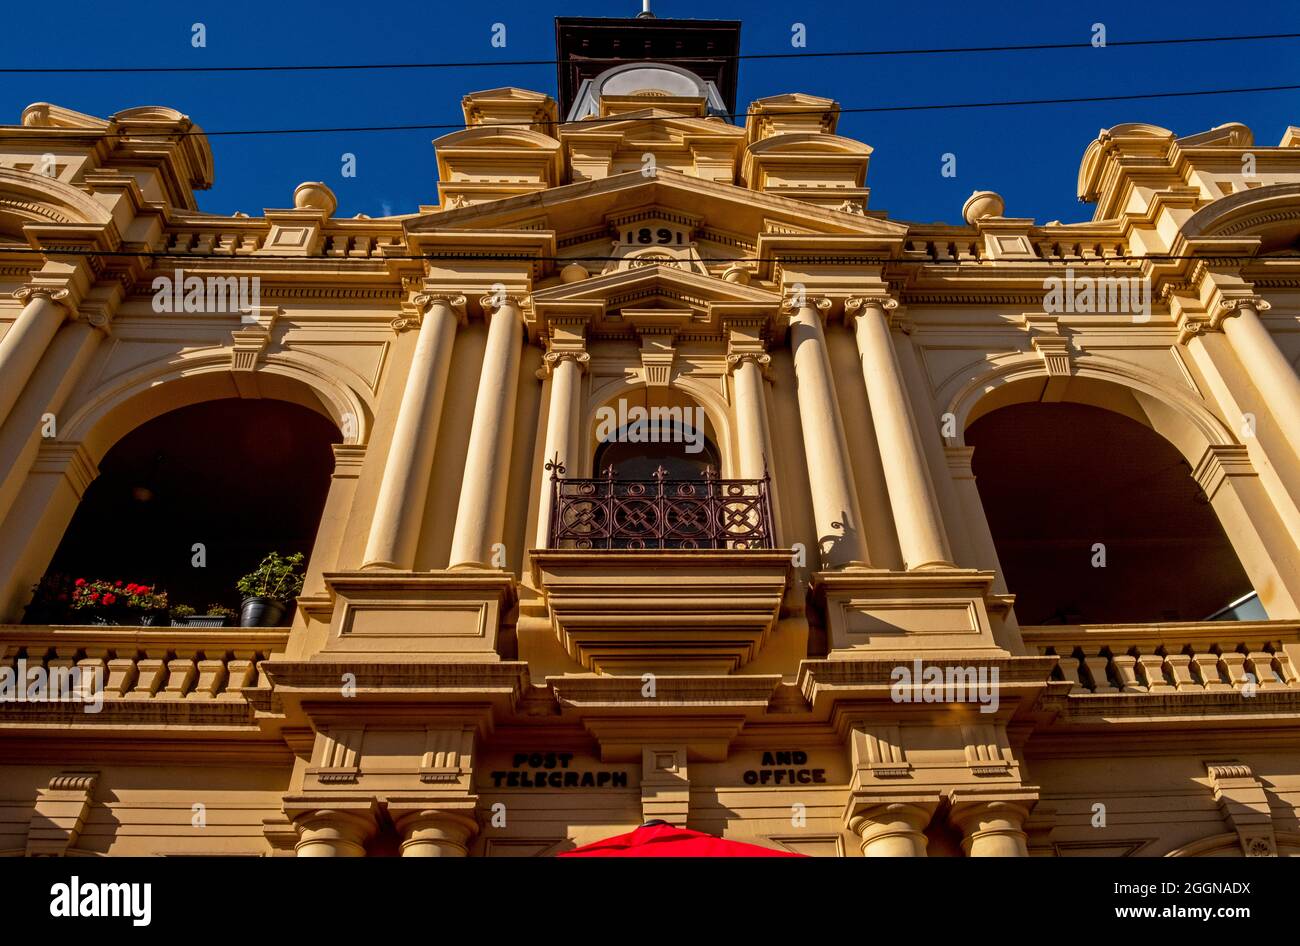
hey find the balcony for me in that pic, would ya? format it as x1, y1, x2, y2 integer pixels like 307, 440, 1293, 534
548, 469, 774, 550
534, 470, 790, 675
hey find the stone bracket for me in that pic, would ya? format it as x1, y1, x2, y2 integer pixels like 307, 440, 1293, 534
26, 771, 99, 856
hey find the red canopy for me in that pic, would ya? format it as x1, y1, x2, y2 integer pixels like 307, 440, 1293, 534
558, 822, 806, 857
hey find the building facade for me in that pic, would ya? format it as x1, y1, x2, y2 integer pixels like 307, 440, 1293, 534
3, 14, 1300, 857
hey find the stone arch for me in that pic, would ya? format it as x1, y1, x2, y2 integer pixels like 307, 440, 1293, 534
583, 373, 733, 478
1181, 182, 1300, 252
59, 351, 372, 466
942, 352, 1300, 620
0, 166, 116, 236
943, 351, 1236, 465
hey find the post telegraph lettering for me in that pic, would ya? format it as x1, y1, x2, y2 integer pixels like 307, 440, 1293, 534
489, 752, 630, 789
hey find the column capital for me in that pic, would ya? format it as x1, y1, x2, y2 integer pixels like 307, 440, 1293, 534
13, 284, 72, 310
537, 348, 590, 378
726, 350, 772, 377
1176, 312, 1212, 346
845, 294, 900, 321
1214, 293, 1271, 329
395, 292, 467, 331
390, 803, 480, 857
779, 293, 832, 316
479, 292, 529, 315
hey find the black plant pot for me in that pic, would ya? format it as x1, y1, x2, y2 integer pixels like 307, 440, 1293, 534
239, 596, 286, 628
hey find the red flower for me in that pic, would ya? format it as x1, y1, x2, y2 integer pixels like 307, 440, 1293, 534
89, 592, 99, 601
115, 580, 124, 587
102, 593, 117, 605
74, 578, 86, 587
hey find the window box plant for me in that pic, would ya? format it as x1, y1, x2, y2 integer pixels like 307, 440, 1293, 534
235, 552, 306, 627
69, 578, 169, 626
170, 604, 236, 628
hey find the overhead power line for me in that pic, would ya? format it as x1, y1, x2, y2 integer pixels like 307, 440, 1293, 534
1, 30, 1298, 73
49, 83, 1300, 140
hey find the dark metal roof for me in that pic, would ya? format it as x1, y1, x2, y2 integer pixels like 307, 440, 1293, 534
554, 16, 742, 118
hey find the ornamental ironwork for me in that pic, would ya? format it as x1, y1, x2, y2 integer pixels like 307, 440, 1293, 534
547, 461, 773, 550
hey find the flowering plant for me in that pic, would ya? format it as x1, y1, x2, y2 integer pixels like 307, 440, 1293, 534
70, 578, 168, 612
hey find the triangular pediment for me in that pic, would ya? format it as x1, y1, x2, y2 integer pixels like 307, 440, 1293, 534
405, 169, 908, 255
527, 261, 784, 342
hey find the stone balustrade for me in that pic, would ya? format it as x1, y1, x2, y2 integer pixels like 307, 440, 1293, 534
1022, 621, 1300, 695
0, 625, 287, 703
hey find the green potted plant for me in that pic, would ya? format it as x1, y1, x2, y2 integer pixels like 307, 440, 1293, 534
235, 552, 306, 627
169, 603, 235, 628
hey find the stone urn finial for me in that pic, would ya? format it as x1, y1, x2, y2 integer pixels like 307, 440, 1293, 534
293, 181, 338, 217
962, 190, 1005, 225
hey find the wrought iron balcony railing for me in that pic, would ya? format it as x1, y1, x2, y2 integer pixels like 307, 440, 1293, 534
547, 463, 774, 550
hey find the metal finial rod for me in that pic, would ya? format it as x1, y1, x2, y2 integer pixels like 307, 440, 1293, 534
637, 0, 654, 18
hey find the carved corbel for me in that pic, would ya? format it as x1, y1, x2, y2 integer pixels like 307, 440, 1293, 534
1021, 313, 1072, 377
27, 771, 99, 856
1205, 761, 1278, 856
230, 305, 281, 372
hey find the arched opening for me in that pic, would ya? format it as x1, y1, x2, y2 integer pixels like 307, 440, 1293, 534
590, 386, 721, 479
32, 399, 339, 624
967, 400, 1257, 624
549, 385, 770, 550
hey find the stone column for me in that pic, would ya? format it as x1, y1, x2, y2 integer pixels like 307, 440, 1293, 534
362, 294, 464, 569
784, 295, 871, 568
0, 287, 72, 432
729, 351, 772, 480
1217, 296, 1300, 465
394, 809, 479, 857
292, 808, 376, 857
534, 347, 588, 550
952, 800, 1031, 857
850, 803, 933, 856
449, 294, 525, 569
847, 296, 953, 570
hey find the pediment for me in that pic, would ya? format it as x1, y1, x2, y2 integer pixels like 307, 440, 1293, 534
405, 170, 908, 264
527, 261, 784, 342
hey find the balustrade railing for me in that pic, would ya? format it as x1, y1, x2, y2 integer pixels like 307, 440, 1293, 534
547, 463, 774, 550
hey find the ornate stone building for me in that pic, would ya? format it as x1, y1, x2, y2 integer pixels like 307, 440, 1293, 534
2, 13, 1300, 857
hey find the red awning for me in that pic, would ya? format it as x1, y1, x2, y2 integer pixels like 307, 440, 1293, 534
557, 822, 806, 857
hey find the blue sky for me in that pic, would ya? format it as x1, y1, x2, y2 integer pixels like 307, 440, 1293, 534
3, 0, 1297, 225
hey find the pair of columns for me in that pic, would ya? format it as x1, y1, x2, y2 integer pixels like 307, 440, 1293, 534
851, 799, 1031, 857
362, 292, 524, 570
784, 293, 952, 570
293, 805, 478, 857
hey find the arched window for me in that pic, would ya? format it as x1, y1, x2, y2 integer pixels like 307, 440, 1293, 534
590, 389, 720, 479
967, 401, 1257, 624
593, 419, 721, 480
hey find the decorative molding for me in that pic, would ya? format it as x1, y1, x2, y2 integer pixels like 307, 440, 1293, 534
1021, 314, 1073, 377
27, 771, 99, 856
1204, 760, 1278, 857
